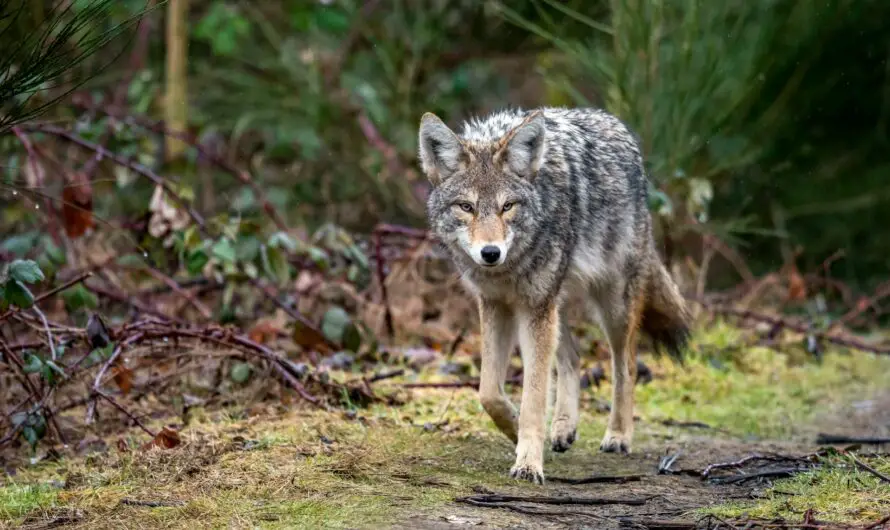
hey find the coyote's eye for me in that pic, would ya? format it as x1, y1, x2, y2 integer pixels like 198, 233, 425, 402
502, 202, 514, 213
458, 202, 474, 213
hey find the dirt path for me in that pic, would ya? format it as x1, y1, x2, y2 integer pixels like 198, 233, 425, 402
396, 393, 890, 529
394, 439, 817, 529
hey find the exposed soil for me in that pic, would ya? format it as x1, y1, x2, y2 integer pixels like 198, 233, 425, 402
395, 395, 890, 530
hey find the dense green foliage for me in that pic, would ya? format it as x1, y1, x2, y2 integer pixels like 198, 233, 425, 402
2, 0, 889, 291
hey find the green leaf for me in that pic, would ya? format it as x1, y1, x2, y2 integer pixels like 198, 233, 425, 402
115, 253, 146, 268
313, 6, 351, 34
43, 360, 66, 385
22, 426, 39, 447
20, 413, 47, 448
194, 3, 251, 57
321, 306, 362, 352
62, 284, 99, 312
261, 245, 291, 288
8, 260, 44, 284
22, 352, 43, 374
186, 249, 210, 276
1, 232, 39, 257
345, 244, 369, 271
342, 323, 362, 354
236, 235, 262, 262
42, 238, 66, 266
5, 279, 34, 309
88, 343, 116, 365
231, 187, 256, 212
212, 238, 236, 264
268, 231, 299, 253
230, 362, 252, 384
307, 246, 330, 270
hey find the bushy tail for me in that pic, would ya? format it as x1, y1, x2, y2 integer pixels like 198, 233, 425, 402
640, 260, 692, 363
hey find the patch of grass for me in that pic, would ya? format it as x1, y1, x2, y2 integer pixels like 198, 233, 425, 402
704, 455, 890, 524
0, 482, 58, 523
2, 402, 525, 529
623, 320, 890, 439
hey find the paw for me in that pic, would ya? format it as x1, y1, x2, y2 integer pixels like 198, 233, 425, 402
599, 430, 632, 454
549, 418, 577, 453
509, 462, 545, 485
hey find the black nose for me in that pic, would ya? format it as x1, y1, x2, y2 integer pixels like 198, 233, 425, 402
480, 245, 501, 264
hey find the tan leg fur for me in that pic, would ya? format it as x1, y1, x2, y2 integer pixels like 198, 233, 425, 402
510, 303, 560, 484
477, 299, 519, 443
550, 317, 580, 452
599, 293, 645, 453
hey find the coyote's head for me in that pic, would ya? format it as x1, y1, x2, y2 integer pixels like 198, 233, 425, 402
418, 111, 547, 271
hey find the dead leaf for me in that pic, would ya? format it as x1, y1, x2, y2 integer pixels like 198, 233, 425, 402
247, 310, 289, 344
61, 171, 95, 238
111, 360, 133, 396
292, 320, 332, 354
294, 270, 320, 293
140, 426, 182, 451
147, 185, 190, 243
248, 322, 280, 344
787, 264, 807, 301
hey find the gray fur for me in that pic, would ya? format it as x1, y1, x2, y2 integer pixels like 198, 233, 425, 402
419, 106, 691, 483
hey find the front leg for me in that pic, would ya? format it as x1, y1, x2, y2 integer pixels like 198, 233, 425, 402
478, 299, 519, 443
511, 303, 560, 484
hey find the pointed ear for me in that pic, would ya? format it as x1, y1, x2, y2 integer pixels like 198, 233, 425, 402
418, 112, 464, 185
497, 111, 547, 178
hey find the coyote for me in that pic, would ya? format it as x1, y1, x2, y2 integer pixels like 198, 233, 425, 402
417, 107, 691, 484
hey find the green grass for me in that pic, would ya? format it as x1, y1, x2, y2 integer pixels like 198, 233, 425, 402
704, 455, 890, 524
0, 483, 58, 522
632, 321, 890, 439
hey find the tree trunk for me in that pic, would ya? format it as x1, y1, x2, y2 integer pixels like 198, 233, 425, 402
164, 0, 189, 161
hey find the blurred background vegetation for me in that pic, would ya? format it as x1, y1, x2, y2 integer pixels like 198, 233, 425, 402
2, 0, 889, 311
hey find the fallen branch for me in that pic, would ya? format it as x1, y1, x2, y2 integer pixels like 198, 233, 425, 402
847, 453, 890, 484
457, 497, 607, 521
708, 467, 804, 485
120, 498, 185, 508
456, 493, 648, 507
701, 453, 818, 479
401, 376, 522, 390
367, 369, 405, 383
550, 474, 644, 485
816, 433, 890, 445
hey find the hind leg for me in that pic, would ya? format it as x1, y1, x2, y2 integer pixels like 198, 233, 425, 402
595, 285, 644, 454
550, 317, 581, 452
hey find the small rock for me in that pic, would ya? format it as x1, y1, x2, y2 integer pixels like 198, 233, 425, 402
400, 347, 439, 369
321, 351, 355, 370
438, 362, 471, 376
443, 514, 483, 525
